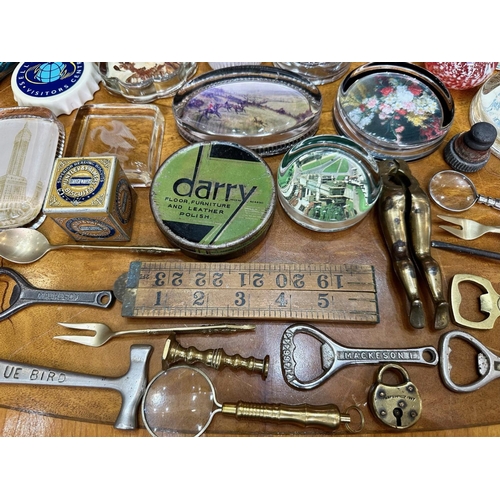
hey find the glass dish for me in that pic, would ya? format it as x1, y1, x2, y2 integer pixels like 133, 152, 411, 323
277, 135, 381, 232
0, 107, 65, 229
95, 62, 197, 103
333, 62, 455, 160
273, 62, 350, 85
172, 65, 322, 156
469, 71, 500, 159
65, 103, 164, 187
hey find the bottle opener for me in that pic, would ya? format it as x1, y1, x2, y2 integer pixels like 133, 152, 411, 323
0, 267, 113, 321
280, 323, 439, 390
439, 330, 500, 392
450, 273, 500, 329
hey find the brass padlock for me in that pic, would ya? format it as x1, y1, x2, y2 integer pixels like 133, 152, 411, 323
369, 364, 422, 430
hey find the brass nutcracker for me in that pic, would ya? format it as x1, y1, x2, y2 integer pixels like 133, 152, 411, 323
378, 159, 449, 330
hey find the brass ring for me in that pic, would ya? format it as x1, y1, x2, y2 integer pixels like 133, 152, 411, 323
344, 405, 365, 434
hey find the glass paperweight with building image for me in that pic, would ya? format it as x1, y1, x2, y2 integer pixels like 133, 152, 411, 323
0, 107, 65, 229
277, 135, 381, 232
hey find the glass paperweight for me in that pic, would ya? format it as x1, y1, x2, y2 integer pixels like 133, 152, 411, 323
95, 62, 197, 103
0, 107, 65, 229
208, 62, 261, 70
425, 62, 497, 90
273, 62, 351, 85
333, 62, 455, 160
172, 65, 322, 156
65, 103, 164, 187
469, 71, 500, 159
277, 135, 381, 232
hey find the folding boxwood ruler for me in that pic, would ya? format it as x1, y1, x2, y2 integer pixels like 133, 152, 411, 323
117, 261, 379, 323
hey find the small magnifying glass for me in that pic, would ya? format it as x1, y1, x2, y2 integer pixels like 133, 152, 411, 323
141, 365, 364, 437
429, 170, 500, 212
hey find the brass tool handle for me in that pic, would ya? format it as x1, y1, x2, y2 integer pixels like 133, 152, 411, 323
163, 335, 269, 379
221, 402, 362, 432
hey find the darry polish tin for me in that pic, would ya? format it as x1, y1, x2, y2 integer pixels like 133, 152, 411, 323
150, 141, 276, 259
43, 156, 136, 241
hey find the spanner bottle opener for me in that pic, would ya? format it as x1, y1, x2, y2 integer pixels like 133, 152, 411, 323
0, 267, 114, 321
281, 323, 439, 390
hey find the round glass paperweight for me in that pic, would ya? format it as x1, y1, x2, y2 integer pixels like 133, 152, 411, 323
333, 62, 455, 160
273, 62, 351, 85
425, 62, 497, 90
469, 71, 500, 159
172, 65, 322, 156
95, 62, 197, 103
277, 135, 381, 232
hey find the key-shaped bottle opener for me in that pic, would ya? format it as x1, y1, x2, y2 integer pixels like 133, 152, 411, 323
440, 330, 500, 392
369, 364, 422, 429
280, 323, 439, 390
0, 267, 113, 321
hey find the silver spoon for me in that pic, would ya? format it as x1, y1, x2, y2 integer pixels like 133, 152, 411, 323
0, 227, 180, 264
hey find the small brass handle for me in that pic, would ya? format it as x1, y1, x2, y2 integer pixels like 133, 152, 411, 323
222, 402, 364, 433
162, 335, 269, 379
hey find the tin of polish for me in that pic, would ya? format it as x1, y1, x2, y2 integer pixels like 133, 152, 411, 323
150, 141, 276, 259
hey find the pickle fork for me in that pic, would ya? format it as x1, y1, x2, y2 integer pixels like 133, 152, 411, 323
54, 322, 255, 347
437, 214, 500, 240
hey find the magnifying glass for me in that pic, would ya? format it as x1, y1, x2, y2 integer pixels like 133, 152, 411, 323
141, 365, 364, 437
429, 170, 500, 212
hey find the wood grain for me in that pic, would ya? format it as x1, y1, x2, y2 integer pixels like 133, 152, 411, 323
1, 62, 499, 437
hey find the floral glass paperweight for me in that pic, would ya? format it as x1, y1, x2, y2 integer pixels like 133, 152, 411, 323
65, 103, 164, 187
333, 62, 454, 160
277, 135, 381, 232
469, 71, 500, 159
0, 107, 65, 229
172, 65, 322, 156
95, 62, 197, 103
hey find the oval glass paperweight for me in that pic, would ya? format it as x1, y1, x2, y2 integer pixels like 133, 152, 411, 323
95, 62, 197, 103
470, 71, 500, 159
277, 135, 381, 232
173, 65, 323, 156
333, 62, 454, 160
0, 107, 65, 229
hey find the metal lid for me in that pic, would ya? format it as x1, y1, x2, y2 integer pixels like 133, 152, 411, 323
333, 62, 455, 161
11, 62, 101, 116
173, 65, 322, 157
150, 141, 276, 259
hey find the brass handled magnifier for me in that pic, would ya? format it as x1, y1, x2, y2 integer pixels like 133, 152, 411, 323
141, 365, 364, 437
429, 170, 500, 212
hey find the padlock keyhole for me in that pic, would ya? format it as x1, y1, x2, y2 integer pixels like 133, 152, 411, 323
393, 407, 403, 427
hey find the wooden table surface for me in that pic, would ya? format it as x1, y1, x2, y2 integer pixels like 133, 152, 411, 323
1, 62, 500, 437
